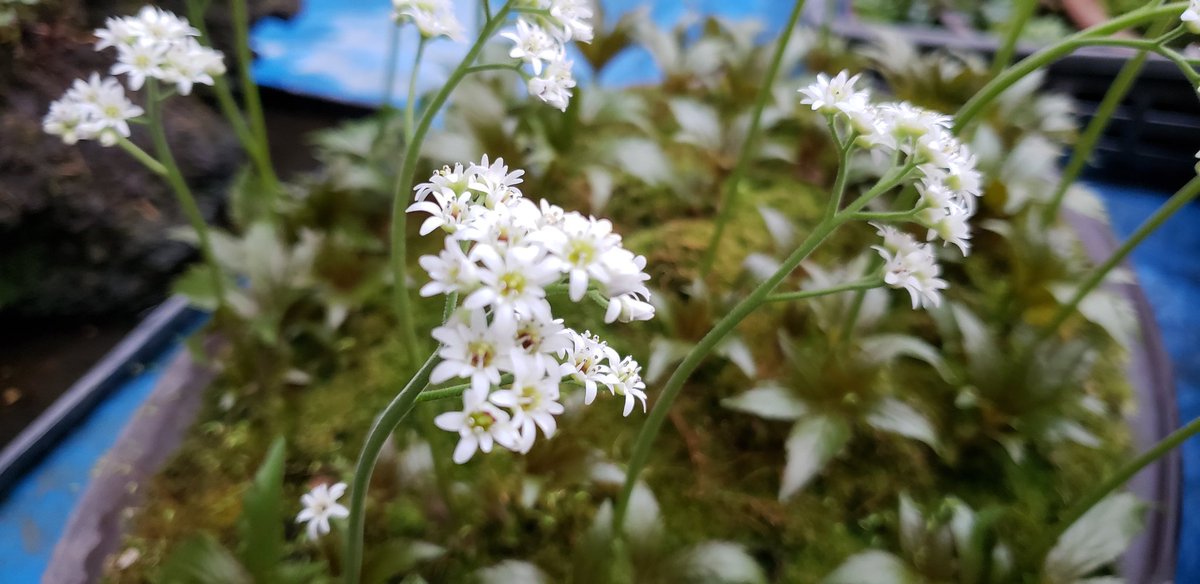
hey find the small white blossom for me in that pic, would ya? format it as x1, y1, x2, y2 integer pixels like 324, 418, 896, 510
559, 329, 618, 405
296, 482, 349, 541
42, 99, 93, 144
418, 239, 480, 297
415, 163, 472, 201
111, 42, 165, 90
407, 187, 478, 235
465, 244, 560, 324
798, 71, 867, 116
489, 359, 564, 452
528, 53, 576, 112
538, 212, 621, 301
469, 155, 525, 208
546, 0, 595, 43
392, 0, 464, 41
431, 309, 514, 397
874, 234, 948, 310
502, 18, 561, 75
1184, 0, 1200, 34
605, 355, 648, 416
435, 392, 520, 463
604, 293, 655, 323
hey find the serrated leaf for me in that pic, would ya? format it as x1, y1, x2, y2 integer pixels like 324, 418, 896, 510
780, 415, 850, 500
722, 385, 807, 421
676, 541, 766, 584
865, 398, 939, 450
1044, 493, 1145, 583
823, 551, 918, 584
158, 534, 252, 584
238, 437, 286, 583
476, 560, 549, 584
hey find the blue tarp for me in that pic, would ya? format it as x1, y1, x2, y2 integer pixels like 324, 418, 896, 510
2, 1, 1198, 581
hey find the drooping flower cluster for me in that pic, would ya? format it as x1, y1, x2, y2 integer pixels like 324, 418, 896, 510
501, 1, 595, 111
42, 7, 225, 146
392, 0, 465, 41
799, 71, 983, 309
409, 156, 653, 463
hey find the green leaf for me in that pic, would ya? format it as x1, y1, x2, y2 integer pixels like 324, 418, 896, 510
237, 437, 286, 584
606, 138, 671, 185
172, 265, 222, 311
1044, 493, 1145, 583
362, 540, 445, 584
780, 414, 850, 500
675, 541, 767, 584
823, 551, 919, 584
721, 385, 808, 421
860, 334, 953, 382
157, 534, 252, 584
865, 398, 939, 450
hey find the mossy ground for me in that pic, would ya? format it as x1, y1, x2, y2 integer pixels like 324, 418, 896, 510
103, 172, 1134, 583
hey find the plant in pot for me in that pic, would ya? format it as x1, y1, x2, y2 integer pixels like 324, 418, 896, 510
37, 0, 1200, 582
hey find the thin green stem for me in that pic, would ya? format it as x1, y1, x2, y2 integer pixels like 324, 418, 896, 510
1036, 176, 1200, 345
187, 0, 279, 194
382, 24, 402, 110
230, 0, 275, 188
390, 2, 514, 367
953, 3, 1188, 133
614, 194, 846, 534
343, 352, 439, 584
465, 62, 524, 75
404, 38, 427, 144
145, 80, 227, 311
1045, 414, 1200, 555
482, 0, 492, 19
765, 278, 882, 303
845, 210, 919, 222
116, 137, 167, 176
699, 0, 808, 277
989, 0, 1037, 79
1041, 4, 1172, 226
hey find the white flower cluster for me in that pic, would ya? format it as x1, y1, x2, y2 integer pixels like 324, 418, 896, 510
392, 0, 465, 41
799, 71, 984, 309
42, 7, 225, 147
502, 1, 595, 111
1183, 0, 1200, 34
409, 156, 653, 463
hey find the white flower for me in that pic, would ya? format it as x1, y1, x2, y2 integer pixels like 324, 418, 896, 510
879, 101, 952, 141
465, 244, 561, 324
489, 359, 564, 452
605, 355, 647, 416
547, 0, 594, 43
502, 18, 561, 75
112, 42, 165, 90
94, 16, 141, 51
559, 329, 618, 404
407, 187, 478, 235
80, 78, 144, 146
539, 212, 621, 301
916, 182, 972, 255
43, 98, 93, 144
798, 71, 867, 115
469, 155, 525, 208
536, 199, 566, 228
431, 309, 514, 397
418, 239, 480, 297
435, 391, 520, 463
133, 5, 199, 45
459, 198, 540, 250
528, 53, 576, 112
160, 39, 224, 95
415, 163, 471, 201
874, 239, 947, 310
296, 482, 349, 541
1183, 0, 1200, 34
512, 315, 571, 375
604, 293, 655, 323
392, 0, 464, 41
596, 247, 652, 299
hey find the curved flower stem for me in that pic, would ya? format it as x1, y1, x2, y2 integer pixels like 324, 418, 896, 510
845, 209, 918, 222
404, 38, 427, 144
229, 0, 274, 174
1034, 175, 1200, 346
465, 62, 525, 75
989, 0, 1037, 79
1045, 414, 1200, 555
418, 374, 515, 403
389, 2, 514, 367
953, 3, 1188, 133
343, 352, 439, 584
614, 196, 846, 535
116, 136, 167, 176
765, 278, 882, 303
145, 80, 227, 311
1041, 4, 1173, 227
699, 0, 808, 277
382, 24, 402, 111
